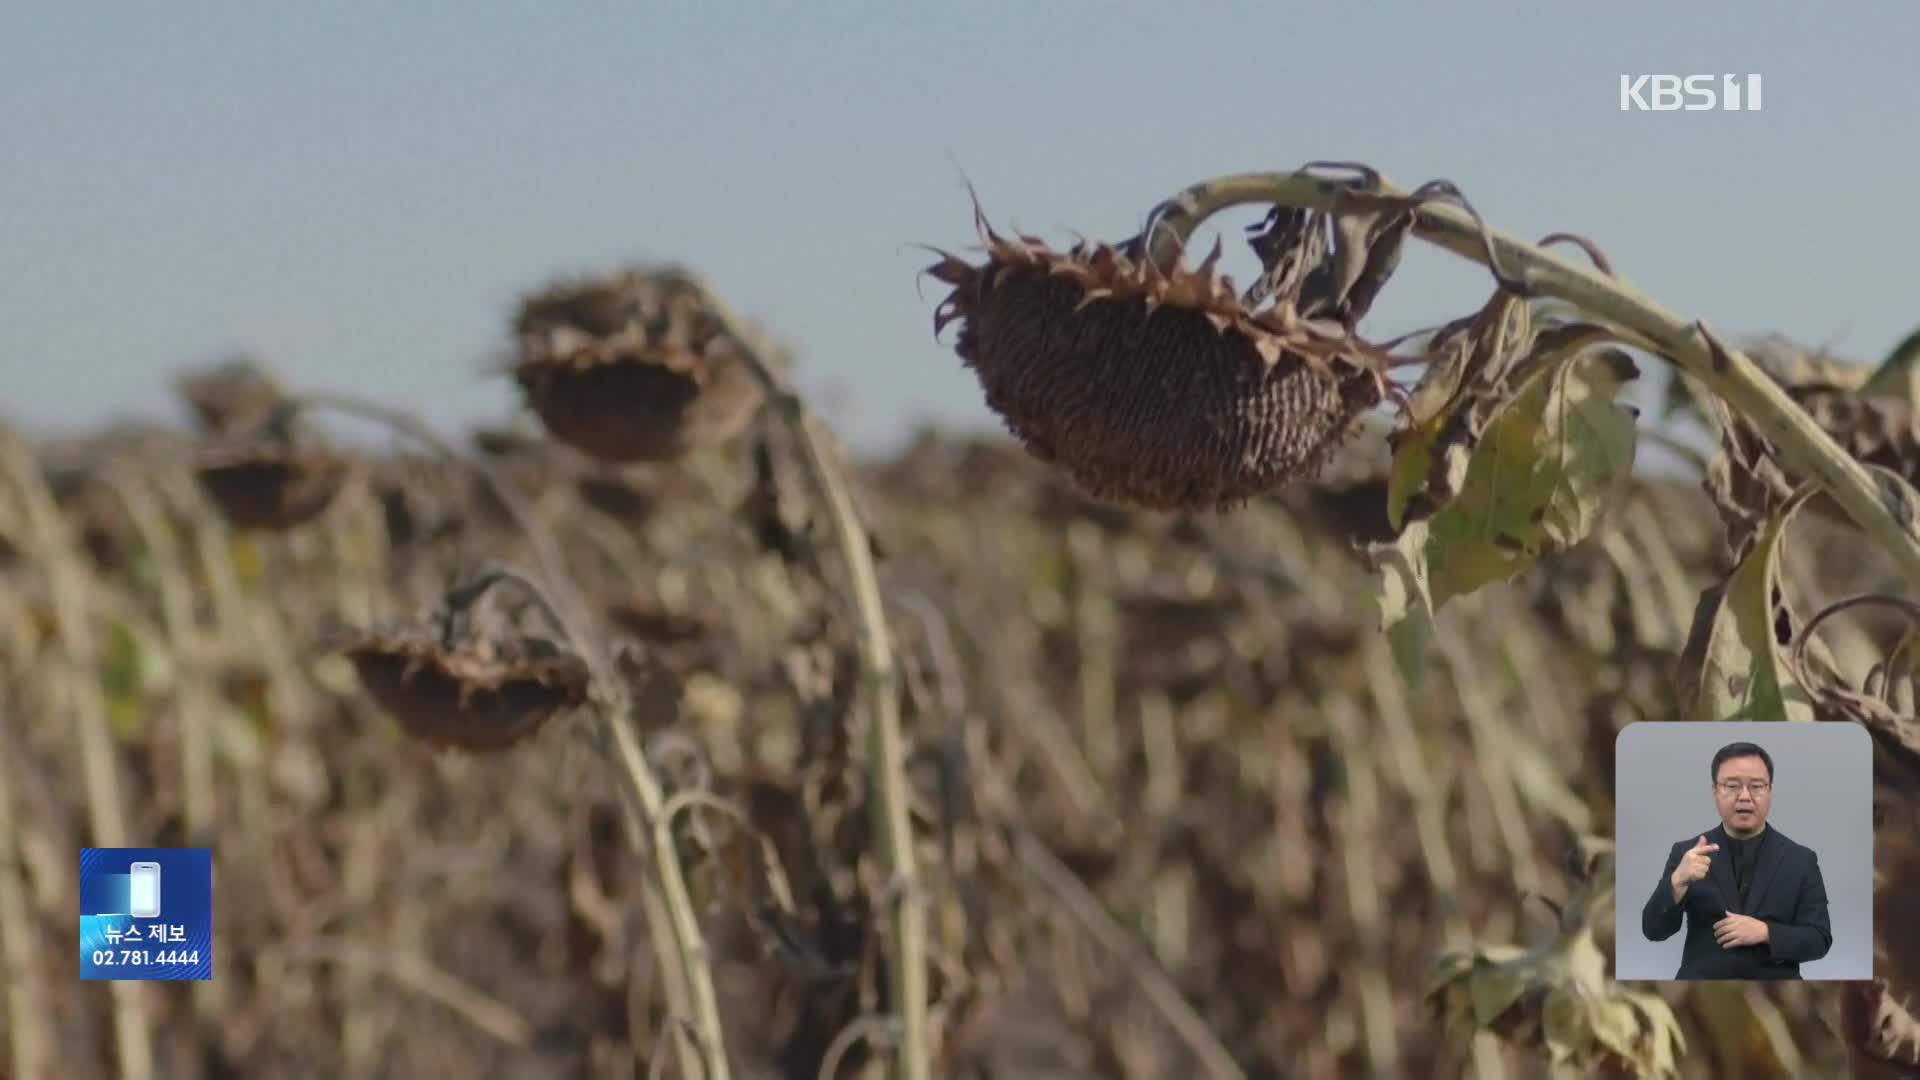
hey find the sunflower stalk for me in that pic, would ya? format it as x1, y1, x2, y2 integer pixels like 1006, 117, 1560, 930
97, 465, 230, 1029
667, 273, 930, 1080
0, 432, 155, 1080
0, 586, 50, 1080
1139, 166, 1920, 592
267, 391, 729, 1080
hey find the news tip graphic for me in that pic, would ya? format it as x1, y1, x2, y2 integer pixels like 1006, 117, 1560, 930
80, 847, 212, 981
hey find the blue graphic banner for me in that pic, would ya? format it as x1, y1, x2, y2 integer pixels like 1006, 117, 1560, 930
79, 847, 212, 981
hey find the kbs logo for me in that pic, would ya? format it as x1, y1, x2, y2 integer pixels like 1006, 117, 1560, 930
1619, 74, 1762, 112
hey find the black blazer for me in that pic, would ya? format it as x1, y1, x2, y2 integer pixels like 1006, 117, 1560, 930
1640, 823, 1833, 980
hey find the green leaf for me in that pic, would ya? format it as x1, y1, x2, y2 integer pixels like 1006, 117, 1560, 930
229, 534, 265, 592
1676, 485, 1817, 722
1371, 344, 1640, 629
1468, 960, 1530, 1027
1859, 323, 1920, 401
99, 621, 147, 738
106, 697, 142, 739
1386, 603, 1433, 690
1423, 942, 1483, 1000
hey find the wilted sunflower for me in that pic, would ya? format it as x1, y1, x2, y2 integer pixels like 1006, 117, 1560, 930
338, 624, 591, 753
508, 266, 766, 464
174, 355, 288, 436
192, 438, 353, 532
924, 206, 1401, 512
1788, 383, 1920, 489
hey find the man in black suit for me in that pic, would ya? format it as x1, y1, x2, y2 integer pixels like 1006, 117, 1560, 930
1641, 741, 1833, 979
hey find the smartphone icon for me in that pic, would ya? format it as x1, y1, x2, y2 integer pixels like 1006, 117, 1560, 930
128, 862, 161, 919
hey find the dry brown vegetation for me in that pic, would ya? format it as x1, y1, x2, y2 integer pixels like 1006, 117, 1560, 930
4, 165, 1920, 1079
0, 391, 1908, 1079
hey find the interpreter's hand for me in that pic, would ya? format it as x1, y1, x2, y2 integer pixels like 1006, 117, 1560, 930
1670, 835, 1718, 898
1713, 913, 1769, 949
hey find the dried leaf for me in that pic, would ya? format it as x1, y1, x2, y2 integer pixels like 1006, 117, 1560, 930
1670, 331, 1871, 420
1789, 386, 1920, 501
1238, 163, 1422, 325
1843, 980, 1920, 1074
1794, 594, 1920, 778
1427, 927, 1682, 1079
1707, 359, 1920, 555
1701, 396, 1794, 561
1391, 291, 1533, 465
1839, 766, 1920, 1072
1240, 205, 1327, 310
1307, 193, 1417, 325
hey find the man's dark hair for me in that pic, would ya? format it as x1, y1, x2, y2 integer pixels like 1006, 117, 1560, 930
1711, 741, 1773, 784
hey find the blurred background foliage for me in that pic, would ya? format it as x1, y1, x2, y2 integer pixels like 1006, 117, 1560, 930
0, 330, 1915, 1078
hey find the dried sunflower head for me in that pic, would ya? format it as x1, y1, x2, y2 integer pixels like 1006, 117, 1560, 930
38, 460, 136, 572
337, 624, 590, 753
1707, 380, 1920, 557
508, 266, 766, 464
192, 438, 353, 532
924, 210, 1391, 512
175, 355, 288, 436
1788, 383, 1920, 483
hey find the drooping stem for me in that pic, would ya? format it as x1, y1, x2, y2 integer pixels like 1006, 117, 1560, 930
669, 273, 930, 1080
1790, 592, 1920, 754
270, 391, 729, 1080
1141, 168, 1920, 592
1013, 829, 1246, 1080
435, 561, 572, 649
269, 937, 533, 1047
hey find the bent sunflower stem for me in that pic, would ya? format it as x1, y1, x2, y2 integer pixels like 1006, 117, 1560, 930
272, 391, 729, 1080
437, 561, 573, 647
669, 273, 930, 1080
1142, 169, 1920, 592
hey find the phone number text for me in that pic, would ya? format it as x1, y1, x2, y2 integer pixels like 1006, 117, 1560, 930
90, 949, 199, 966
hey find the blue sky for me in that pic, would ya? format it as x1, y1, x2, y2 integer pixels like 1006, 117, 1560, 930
4, 3, 1916, 457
